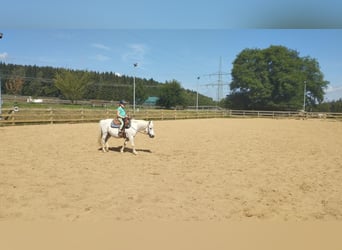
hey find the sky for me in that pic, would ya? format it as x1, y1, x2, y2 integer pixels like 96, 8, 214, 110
1, 1, 342, 101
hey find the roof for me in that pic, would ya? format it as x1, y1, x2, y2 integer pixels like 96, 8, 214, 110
143, 96, 159, 105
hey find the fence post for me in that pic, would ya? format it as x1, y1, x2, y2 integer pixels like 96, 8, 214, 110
49, 107, 53, 124
11, 111, 15, 125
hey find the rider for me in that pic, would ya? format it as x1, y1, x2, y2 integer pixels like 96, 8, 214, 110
116, 100, 127, 136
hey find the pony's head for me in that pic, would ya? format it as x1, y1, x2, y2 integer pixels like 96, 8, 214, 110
146, 121, 155, 138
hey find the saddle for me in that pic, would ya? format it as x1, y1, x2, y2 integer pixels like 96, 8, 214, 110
110, 117, 131, 129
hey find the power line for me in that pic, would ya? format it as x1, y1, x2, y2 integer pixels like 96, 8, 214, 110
199, 57, 230, 101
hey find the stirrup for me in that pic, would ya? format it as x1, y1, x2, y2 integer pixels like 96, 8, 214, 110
118, 130, 125, 138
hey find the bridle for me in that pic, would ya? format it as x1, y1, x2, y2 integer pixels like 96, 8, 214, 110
132, 120, 154, 138
146, 121, 154, 138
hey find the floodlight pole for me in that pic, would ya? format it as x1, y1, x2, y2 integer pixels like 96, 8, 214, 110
133, 63, 138, 113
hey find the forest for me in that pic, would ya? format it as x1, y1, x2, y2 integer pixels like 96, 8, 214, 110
0, 62, 216, 108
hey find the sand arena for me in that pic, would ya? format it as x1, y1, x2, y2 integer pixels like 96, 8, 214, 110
0, 118, 341, 221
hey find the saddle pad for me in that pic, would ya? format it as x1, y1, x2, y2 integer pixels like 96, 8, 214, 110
110, 120, 131, 129
110, 121, 120, 128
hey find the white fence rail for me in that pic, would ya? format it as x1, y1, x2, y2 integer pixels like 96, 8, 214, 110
1, 107, 341, 126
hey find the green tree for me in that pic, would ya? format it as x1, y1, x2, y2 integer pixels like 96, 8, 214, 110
135, 81, 148, 104
22, 71, 44, 97
157, 80, 186, 108
54, 69, 90, 103
228, 45, 329, 110
5, 67, 25, 95
330, 99, 342, 112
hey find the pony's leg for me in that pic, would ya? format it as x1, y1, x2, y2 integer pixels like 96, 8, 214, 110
120, 138, 128, 153
128, 136, 137, 155
105, 134, 111, 152
101, 133, 105, 152
102, 132, 109, 152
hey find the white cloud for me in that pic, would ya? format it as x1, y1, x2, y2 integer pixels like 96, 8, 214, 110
325, 85, 342, 101
0, 52, 9, 60
122, 43, 148, 63
326, 85, 342, 93
94, 54, 111, 61
92, 43, 111, 51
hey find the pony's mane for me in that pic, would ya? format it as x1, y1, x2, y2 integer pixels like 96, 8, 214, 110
131, 119, 147, 123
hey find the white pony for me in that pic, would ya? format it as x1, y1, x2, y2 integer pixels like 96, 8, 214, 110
98, 119, 155, 155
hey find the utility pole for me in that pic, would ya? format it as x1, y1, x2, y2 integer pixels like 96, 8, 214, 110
303, 80, 306, 111
196, 76, 200, 111
0, 32, 3, 117
0, 74, 2, 117
0, 75, 2, 117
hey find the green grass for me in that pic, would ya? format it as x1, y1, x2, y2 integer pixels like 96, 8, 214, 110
2, 101, 112, 110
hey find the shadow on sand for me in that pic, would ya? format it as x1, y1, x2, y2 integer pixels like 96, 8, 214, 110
98, 146, 152, 154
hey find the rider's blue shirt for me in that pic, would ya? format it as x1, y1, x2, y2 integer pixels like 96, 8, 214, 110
117, 106, 126, 118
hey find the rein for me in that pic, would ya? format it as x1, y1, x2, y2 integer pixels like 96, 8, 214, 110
131, 120, 151, 135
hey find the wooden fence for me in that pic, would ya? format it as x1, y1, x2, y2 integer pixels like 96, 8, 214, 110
1, 107, 342, 126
